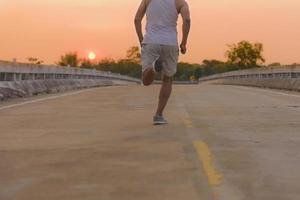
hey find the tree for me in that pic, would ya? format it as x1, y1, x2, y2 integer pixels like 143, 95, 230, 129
226, 41, 265, 69
201, 60, 229, 76
57, 52, 80, 67
80, 59, 93, 69
126, 46, 141, 63
96, 58, 116, 72
268, 62, 281, 67
27, 57, 44, 65
174, 62, 200, 81
290, 63, 300, 67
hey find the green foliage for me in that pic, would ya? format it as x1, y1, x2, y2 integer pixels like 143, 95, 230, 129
77, 47, 142, 78
80, 57, 142, 79
126, 46, 141, 64
290, 63, 299, 67
174, 62, 200, 81
268, 62, 281, 67
57, 52, 80, 67
27, 57, 44, 65
80, 59, 93, 69
58, 41, 268, 81
226, 41, 265, 69
193, 60, 239, 78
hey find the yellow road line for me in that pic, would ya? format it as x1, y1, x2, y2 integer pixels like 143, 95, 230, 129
180, 113, 223, 187
193, 141, 223, 186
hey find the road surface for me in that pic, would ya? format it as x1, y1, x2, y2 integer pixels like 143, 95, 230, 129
0, 83, 300, 200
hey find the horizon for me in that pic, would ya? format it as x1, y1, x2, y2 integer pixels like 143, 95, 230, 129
0, 0, 299, 65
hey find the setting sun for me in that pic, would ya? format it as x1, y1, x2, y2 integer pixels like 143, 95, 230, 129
88, 52, 96, 60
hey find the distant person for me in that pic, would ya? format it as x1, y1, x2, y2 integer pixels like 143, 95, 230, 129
134, 0, 191, 125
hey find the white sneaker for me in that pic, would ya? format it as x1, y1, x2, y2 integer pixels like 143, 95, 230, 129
153, 115, 168, 125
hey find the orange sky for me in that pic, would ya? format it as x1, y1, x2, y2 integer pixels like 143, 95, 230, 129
0, 0, 299, 64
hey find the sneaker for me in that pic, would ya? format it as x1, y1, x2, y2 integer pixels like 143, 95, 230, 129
153, 58, 164, 73
153, 115, 168, 125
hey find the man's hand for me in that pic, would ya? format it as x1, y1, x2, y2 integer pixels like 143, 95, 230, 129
180, 43, 187, 54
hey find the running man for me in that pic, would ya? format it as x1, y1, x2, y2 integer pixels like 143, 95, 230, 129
134, 0, 191, 125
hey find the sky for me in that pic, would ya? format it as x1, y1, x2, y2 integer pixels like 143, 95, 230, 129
0, 0, 299, 65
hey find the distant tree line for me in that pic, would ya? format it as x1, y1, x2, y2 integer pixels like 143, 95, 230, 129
27, 57, 44, 65
52, 40, 296, 81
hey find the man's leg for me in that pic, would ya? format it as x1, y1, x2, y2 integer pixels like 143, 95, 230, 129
155, 75, 173, 116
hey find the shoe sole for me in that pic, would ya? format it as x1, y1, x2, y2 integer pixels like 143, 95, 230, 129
153, 121, 168, 125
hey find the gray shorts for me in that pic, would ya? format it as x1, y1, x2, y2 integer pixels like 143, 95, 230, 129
141, 44, 179, 77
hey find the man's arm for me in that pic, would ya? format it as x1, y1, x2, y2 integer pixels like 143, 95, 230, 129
178, 1, 191, 54
134, 0, 148, 46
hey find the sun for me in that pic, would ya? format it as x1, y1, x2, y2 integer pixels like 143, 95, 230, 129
88, 51, 96, 60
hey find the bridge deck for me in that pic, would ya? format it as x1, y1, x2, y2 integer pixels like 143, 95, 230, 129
0, 84, 300, 200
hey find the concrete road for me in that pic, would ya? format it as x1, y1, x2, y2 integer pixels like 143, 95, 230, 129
0, 84, 300, 200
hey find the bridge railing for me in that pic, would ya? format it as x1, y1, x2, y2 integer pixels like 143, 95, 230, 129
0, 60, 140, 83
198, 66, 300, 82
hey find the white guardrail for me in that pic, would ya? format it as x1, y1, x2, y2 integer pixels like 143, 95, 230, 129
0, 60, 140, 83
198, 65, 300, 82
